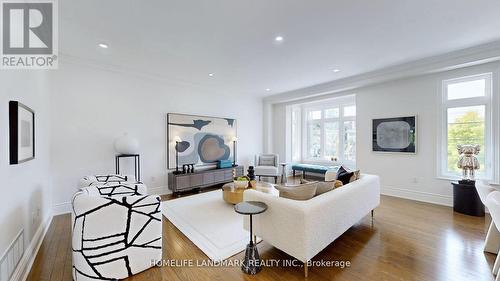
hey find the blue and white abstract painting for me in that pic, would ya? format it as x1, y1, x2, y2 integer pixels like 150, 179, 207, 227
167, 113, 237, 169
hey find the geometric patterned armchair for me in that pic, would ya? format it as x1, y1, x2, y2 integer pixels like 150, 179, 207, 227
79, 174, 139, 189
72, 184, 162, 280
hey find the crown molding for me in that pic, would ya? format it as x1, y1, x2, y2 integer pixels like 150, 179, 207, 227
264, 40, 500, 104
57, 52, 233, 96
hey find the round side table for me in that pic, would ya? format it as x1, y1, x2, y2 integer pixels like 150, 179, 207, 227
234, 201, 268, 275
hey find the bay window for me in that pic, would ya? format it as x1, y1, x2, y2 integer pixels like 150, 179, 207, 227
288, 95, 356, 166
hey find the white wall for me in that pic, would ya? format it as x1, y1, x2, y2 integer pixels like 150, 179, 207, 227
269, 61, 500, 206
50, 61, 263, 214
0, 71, 52, 262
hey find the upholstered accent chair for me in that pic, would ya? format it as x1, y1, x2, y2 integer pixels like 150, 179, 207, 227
72, 184, 162, 280
79, 174, 138, 189
254, 154, 280, 183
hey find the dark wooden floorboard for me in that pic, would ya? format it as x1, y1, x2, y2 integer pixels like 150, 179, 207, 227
26, 192, 494, 281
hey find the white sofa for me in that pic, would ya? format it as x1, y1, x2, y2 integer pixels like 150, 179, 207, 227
243, 174, 380, 276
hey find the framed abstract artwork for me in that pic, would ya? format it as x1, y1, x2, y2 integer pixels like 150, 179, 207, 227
372, 116, 416, 153
9, 101, 35, 164
166, 113, 237, 169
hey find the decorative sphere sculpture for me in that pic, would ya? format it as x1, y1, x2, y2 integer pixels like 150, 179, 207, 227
457, 144, 480, 180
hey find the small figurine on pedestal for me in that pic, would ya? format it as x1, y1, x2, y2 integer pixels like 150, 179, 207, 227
457, 144, 480, 185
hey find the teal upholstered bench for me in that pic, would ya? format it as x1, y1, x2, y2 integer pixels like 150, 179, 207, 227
291, 164, 339, 179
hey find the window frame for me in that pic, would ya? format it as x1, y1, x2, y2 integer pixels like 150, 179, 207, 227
300, 97, 356, 166
438, 73, 493, 180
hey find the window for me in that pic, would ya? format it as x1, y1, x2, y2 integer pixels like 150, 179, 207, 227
288, 95, 356, 166
439, 73, 492, 179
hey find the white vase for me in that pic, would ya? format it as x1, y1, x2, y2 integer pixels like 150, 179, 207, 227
114, 133, 139, 154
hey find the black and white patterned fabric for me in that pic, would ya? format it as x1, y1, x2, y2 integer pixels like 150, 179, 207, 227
82, 183, 148, 198
79, 174, 139, 189
72, 186, 162, 280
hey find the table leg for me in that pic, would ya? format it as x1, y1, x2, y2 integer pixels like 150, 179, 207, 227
242, 214, 262, 275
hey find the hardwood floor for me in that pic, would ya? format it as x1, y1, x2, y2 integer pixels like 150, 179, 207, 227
27, 192, 495, 281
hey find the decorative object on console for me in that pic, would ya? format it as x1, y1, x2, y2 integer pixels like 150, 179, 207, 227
182, 164, 195, 174
217, 159, 233, 169
372, 116, 416, 153
115, 154, 141, 181
72, 181, 162, 280
232, 136, 238, 166
173, 136, 183, 174
457, 144, 480, 181
9, 101, 35, 164
114, 133, 139, 154
167, 113, 237, 169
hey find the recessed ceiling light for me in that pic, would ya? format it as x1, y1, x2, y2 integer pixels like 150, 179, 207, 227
98, 43, 109, 49
265, 88, 271, 92
208, 73, 215, 77
332, 69, 340, 73
274, 36, 284, 42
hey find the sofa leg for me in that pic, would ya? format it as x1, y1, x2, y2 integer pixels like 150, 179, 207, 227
485, 221, 500, 254
293, 170, 296, 177
304, 261, 309, 278
275, 177, 277, 184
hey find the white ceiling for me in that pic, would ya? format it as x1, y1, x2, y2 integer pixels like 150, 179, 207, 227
59, 0, 500, 97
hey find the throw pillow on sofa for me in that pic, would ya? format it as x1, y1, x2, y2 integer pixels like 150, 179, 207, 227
336, 166, 354, 185
349, 169, 361, 183
275, 182, 318, 200
315, 181, 335, 195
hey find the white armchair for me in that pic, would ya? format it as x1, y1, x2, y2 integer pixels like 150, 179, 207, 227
72, 185, 162, 280
254, 154, 280, 183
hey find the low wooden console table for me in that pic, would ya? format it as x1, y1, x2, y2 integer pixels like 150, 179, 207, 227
168, 166, 244, 196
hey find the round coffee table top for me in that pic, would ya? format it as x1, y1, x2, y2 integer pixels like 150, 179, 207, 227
234, 201, 268, 215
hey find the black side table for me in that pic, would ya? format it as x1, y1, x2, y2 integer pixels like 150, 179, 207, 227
115, 154, 141, 181
234, 201, 268, 275
451, 181, 484, 217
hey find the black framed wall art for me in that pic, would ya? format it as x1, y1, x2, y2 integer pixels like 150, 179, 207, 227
372, 116, 416, 153
9, 101, 35, 164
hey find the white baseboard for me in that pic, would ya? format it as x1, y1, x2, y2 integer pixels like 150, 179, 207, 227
148, 186, 171, 196
11, 213, 53, 281
381, 186, 453, 207
52, 202, 72, 216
